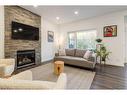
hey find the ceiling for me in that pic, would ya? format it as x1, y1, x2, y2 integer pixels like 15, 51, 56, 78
21, 6, 127, 24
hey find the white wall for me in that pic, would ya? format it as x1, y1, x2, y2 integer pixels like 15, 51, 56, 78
124, 16, 127, 63
41, 18, 59, 62
59, 10, 127, 67
0, 6, 4, 58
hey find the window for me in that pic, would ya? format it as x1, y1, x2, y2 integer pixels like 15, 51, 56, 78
68, 32, 76, 48
68, 30, 97, 50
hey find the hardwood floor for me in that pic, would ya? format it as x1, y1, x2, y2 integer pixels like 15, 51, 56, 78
15, 60, 127, 89
90, 64, 127, 89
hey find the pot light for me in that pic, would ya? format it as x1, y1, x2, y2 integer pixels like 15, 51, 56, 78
74, 11, 79, 15
33, 5, 38, 8
56, 17, 60, 20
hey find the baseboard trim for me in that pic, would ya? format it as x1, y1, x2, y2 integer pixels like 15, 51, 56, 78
41, 59, 53, 64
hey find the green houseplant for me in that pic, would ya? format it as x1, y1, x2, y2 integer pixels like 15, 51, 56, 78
96, 44, 111, 64
95, 38, 111, 64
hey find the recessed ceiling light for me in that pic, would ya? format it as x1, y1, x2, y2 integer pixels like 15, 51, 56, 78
33, 5, 38, 8
56, 17, 60, 20
74, 11, 79, 15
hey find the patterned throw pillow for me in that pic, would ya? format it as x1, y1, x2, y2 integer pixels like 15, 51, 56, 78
58, 49, 66, 56
83, 50, 93, 60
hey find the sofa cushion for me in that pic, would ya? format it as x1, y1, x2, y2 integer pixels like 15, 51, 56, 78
65, 49, 75, 56
75, 49, 86, 57
54, 56, 95, 69
55, 56, 86, 62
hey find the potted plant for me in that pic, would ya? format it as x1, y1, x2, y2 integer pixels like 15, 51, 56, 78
96, 44, 111, 64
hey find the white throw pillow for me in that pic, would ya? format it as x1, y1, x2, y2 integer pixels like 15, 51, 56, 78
58, 49, 66, 56
83, 50, 93, 60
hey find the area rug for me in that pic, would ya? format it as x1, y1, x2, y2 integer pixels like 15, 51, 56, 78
30, 63, 95, 89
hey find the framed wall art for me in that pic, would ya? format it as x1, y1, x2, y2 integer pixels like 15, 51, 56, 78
48, 31, 54, 42
103, 25, 117, 37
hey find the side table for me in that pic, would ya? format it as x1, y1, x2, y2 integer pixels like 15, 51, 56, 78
54, 61, 64, 75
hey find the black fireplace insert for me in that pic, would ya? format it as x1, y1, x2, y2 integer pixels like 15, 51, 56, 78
17, 50, 35, 69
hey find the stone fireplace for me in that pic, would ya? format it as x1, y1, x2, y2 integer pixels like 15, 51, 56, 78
17, 50, 35, 69
4, 6, 41, 70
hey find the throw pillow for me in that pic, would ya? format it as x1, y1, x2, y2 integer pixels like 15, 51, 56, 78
75, 49, 86, 57
58, 49, 66, 56
65, 49, 75, 56
83, 50, 93, 60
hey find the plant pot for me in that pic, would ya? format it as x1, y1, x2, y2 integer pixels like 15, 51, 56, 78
96, 39, 102, 43
102, 57, 106, 61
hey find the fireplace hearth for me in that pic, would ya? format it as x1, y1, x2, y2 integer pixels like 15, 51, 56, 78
17, 50, 35, 69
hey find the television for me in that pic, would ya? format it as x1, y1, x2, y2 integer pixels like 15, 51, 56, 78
11, 21, 39, 41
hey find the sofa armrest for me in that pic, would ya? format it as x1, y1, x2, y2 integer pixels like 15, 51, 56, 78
9, 70, 33, 80
0, 78, 56, 89
3, 73, 66, 89
0, 59, 15, 65
53, 73, 67, 89
5, 71, 67, 89
88, 53, 96, 64
88, 56, 95, 62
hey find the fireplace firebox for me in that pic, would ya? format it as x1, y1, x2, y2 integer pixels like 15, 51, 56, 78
17, 50, 35, 69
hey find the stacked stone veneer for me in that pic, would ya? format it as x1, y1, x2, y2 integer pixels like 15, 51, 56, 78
4, 6, 41, 65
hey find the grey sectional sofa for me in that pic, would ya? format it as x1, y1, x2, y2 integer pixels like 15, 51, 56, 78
54, 49, 96, 70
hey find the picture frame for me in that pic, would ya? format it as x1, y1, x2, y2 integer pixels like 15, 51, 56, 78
48, 31, 54, 42
103, 25, 117, 37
